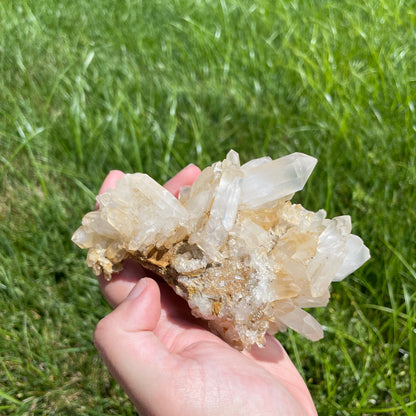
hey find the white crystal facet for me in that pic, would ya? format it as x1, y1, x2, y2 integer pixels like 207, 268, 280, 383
72, 150, 370, 350
240, 152, 317, 208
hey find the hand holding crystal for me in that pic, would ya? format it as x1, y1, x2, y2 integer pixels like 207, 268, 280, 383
74, 151, 369, 349
93, 166, 318, 416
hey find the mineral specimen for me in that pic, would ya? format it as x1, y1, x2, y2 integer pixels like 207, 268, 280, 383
72, 150, 370, 350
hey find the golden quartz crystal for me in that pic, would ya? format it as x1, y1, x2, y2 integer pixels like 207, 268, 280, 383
72, 150, 370, 350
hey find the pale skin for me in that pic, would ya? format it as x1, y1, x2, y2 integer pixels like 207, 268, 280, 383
93, 165, 318, 416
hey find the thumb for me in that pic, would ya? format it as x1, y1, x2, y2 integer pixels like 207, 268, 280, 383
95, 277, 161, 334
94, 278, 171, 413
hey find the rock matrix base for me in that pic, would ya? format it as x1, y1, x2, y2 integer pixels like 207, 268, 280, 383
72, 150, 370, 350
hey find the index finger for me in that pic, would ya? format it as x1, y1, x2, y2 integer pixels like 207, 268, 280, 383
95, 170, 125, 209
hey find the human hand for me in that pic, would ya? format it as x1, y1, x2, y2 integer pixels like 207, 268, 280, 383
93, 166, 318, 416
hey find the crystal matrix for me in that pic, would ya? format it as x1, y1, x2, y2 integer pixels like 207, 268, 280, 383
72, 150, 370, 350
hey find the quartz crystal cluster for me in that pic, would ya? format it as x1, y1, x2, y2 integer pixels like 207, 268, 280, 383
72, 150, 370, 350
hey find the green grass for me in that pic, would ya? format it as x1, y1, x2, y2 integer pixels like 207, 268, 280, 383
1, 0, 415, 414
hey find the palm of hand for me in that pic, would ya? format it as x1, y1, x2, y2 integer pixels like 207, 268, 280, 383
93, 168, 317, 416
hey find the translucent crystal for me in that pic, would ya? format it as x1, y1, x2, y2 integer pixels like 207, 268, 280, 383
240, 152, 317, 208
72, 150, 370, 350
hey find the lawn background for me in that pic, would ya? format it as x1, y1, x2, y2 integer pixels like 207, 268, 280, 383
1, 0, 415, 414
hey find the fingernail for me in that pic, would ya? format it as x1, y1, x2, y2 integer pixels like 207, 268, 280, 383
126, 278, 147, 300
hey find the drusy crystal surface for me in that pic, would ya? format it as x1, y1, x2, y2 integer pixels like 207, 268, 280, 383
72, 150, 370, 350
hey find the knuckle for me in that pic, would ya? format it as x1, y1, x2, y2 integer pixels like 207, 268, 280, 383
93, 315, 114, 348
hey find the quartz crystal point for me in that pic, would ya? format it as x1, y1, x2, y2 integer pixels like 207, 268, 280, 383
72, 150, 370, 350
